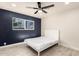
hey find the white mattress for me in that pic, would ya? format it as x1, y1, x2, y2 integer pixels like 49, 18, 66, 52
24, 37, 58, 52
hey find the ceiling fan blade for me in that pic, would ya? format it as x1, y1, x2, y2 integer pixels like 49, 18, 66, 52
42, 9, 47, 13
34, 10, 38, 14
37, 2, 41, 8
42, 4, 54, 9
26, 7, 38, 9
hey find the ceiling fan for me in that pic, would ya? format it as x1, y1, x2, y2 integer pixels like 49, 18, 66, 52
26, 2, 54, 14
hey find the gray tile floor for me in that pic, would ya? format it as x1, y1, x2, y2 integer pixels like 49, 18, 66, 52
0, 43, 79, 56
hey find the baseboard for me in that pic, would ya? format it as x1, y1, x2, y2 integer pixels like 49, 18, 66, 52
60, 42, 79, 51
1, 40, 79, 52
0, 42, 27, 49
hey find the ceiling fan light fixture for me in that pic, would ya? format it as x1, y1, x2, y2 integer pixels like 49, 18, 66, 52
26, 2, 54, 14
38, 10, 42, 13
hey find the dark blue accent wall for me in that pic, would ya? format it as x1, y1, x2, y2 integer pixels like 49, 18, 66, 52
0, 9, 41, 46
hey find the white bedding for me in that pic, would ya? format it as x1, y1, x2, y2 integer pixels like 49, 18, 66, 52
24, 29, 59, 55
25, 37, 58, 52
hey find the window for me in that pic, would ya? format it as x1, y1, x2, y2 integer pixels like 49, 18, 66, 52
12, 17, 35, 30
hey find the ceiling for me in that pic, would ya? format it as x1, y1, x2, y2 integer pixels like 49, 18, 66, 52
0, 2, 79, 18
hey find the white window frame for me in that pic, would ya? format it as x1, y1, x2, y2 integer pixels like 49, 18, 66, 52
12, 17, 35, 30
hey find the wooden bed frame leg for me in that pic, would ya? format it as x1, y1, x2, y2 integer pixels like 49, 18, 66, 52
38, 52, 40, 56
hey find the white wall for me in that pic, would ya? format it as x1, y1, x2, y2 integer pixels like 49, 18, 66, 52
43, 8, 79, 50
0, 2, 79, 50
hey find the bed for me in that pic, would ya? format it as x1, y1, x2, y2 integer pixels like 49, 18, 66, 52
24, 29, 59, 56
